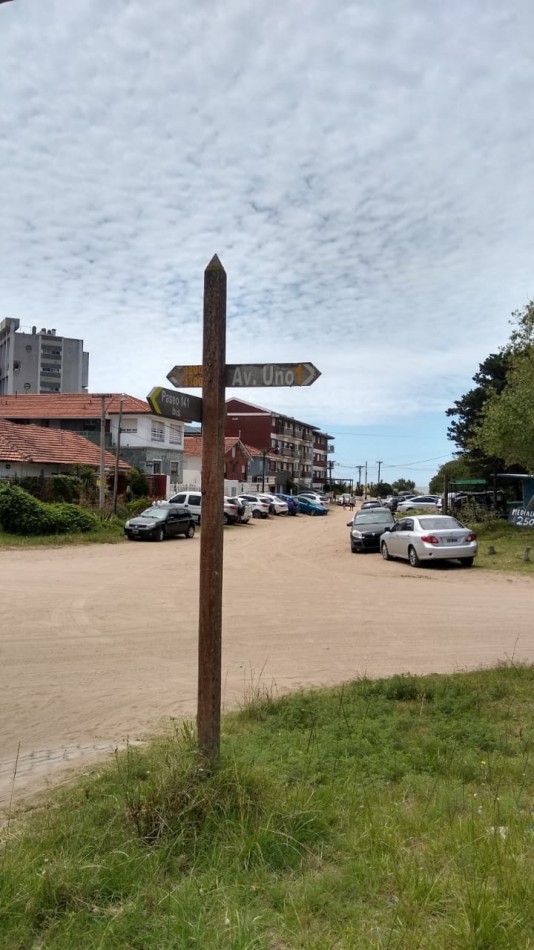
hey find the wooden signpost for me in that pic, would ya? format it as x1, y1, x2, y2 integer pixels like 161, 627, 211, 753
170, 256, 321, 765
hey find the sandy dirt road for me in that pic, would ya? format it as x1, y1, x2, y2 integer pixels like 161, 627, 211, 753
1, 505, 533, 811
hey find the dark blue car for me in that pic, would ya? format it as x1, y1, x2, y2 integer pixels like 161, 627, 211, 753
274, 493, 298, 515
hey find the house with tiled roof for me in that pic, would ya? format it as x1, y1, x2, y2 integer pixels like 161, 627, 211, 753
0, 392, 185, 491
182, 434, 255, 490
0, 418, 129, 479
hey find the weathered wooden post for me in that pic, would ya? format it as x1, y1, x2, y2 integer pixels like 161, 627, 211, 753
197, 255, 226, 766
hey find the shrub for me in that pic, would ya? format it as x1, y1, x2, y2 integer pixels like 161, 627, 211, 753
0, 485, 99, 535
125, 497, 152, 517
49, 475, 83, 504
126, 468, 150, 499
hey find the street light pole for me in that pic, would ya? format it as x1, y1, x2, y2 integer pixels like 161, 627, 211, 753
112, 394, 124, 515
261, 449, 269, 493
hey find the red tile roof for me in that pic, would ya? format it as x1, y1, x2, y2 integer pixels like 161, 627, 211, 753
0, 419, 130, 469
0, 393, 150, 419
184, 435, 253, 459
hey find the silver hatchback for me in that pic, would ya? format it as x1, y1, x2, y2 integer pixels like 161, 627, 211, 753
380, 515, 478, 568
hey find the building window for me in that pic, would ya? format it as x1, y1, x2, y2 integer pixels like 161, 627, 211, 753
152, 460, 162, 474
151, 421, 165, 442
121, 418, 138, 433
169, 424, 182, 445
170, 461, 179, 476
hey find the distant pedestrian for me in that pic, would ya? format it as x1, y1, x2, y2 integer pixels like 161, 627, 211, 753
349, 495, 355, 511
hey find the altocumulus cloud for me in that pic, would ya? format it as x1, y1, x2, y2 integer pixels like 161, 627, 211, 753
1, 0, 534, 425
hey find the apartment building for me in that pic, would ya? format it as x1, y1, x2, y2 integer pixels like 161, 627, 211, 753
0, 318, 89, 395
225, 398, 334, 490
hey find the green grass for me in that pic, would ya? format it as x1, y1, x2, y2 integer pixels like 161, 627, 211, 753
0, 520, 126, 547
2, 665, 534, 948
472, 521, 534, 573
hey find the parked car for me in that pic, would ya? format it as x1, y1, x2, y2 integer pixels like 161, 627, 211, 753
337, 493, 352, 507
296, 495, 328, 516
347, 508, 395, 553
297, 492, 329, 509
360, 500, 387, 510
255, 492, 289, 515
382, 496, 404, 512
232, 497, 251, 524
168, 491, 240, 524
124, 504, 195, 542
274, 493, 298, 515
236, 494, 270, 519
168, 490, 202, 522
396, 495, 440, 512
223, 497, 240, 524
380, 515, 477, 567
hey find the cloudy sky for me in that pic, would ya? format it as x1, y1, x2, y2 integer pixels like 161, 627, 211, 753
2, 1, 534, 485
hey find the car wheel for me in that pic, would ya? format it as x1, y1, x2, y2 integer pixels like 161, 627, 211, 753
155, 527, 165, 542
186, 524, 195, 539
408, 546, 420, 568
460, 557, 474, 568
381, 542, 391, 561
351, 542, 358, 553
223, 513, 229, 525
252, 509, 261, 519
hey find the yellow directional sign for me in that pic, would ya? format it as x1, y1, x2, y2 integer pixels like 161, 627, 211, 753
147, 386, 203, 423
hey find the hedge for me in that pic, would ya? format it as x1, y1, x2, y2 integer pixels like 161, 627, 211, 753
0, 485, 100, 535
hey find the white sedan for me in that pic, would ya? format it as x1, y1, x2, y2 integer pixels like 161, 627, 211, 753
396, 494, 440, 512
256, 493, 289, 515
380, 515, 478, 568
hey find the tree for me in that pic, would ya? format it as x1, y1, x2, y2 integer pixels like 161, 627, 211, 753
429, 458, 472, 495
392, 478, 415, 493
445, 351, 510, 476
446, 301, 534, 477
468, 301, 534, 472
473, 346, 534, 471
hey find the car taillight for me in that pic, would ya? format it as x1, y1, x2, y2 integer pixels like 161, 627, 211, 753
466, 533, 477, 542
420, 535, 439, 544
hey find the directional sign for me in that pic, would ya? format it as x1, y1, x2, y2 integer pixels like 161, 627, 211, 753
147, 386, 203, 423
167, 362, 321, 389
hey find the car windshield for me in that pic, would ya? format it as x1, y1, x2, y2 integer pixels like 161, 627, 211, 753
139, 507, 167, 520
418, 516, 463, 530
354, 512, 392, 524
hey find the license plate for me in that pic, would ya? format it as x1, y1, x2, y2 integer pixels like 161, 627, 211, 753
445, 537, 458, 544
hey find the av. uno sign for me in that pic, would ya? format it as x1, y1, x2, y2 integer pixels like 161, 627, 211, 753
508, 507, 534, 528
167, 362, 321, 389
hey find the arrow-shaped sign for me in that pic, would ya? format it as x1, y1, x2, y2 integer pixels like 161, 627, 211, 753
147, 386, 203, 423
167, 362, 321, 389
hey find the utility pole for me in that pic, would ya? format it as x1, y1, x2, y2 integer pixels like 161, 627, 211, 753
364, 461, 368, 499
261, 449, 269, 492
99, 394, 107, 513
356, 464, 363, 489
376, 460, 383, 484
112, 394, 124, 516
328, 459, 335, 491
